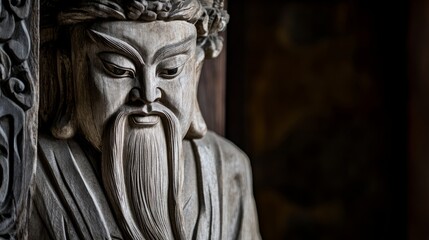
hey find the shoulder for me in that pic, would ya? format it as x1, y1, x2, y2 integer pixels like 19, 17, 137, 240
37, 133, 69, 166
193, 131, 253, 186
196, 131, 250, 167
38, 132, 72, 157
193, 132, 261, 239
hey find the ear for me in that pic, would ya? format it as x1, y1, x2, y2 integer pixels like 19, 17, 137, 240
185, 103, 207, 139
50, 49, 77, 139
185, 47, 207, 139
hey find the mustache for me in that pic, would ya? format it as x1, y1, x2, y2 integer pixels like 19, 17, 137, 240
102, 102, 186, 240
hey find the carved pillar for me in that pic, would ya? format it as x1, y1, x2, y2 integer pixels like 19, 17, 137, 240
0, 0, 38, 239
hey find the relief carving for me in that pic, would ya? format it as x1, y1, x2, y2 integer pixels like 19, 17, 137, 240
32, 0, 260, 239
0, 0, 35, 239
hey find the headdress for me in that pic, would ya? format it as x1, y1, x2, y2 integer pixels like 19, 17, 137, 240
57, 0, 229, 58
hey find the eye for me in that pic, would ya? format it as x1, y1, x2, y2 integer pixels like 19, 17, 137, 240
158, 67, 181, 79
101, 61, 135, 78
157, 54, 188, 80
98, 52, 136, 79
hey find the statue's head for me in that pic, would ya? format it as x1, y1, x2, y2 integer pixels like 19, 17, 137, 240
46, 0, 228, 149
40, 1, 228, 239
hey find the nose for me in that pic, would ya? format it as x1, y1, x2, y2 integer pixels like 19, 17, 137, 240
129, 76, 162, 105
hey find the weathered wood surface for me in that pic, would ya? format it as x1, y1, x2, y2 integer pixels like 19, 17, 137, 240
198, 35, 226, 136
31, 0, 260, 239
0, 0, 38, 239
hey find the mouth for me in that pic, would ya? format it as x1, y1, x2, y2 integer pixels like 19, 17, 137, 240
130, 114, 160, 127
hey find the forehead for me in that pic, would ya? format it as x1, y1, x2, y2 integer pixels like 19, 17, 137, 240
89, 20, 197, 53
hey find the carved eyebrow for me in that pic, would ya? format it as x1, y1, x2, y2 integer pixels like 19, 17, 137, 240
153, 36, 195, 63
87, 29, 145, 66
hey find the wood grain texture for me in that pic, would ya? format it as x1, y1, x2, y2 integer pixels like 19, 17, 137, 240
32, 0, 261, 239
0, 0, 38, 239
198, 33, 226, 136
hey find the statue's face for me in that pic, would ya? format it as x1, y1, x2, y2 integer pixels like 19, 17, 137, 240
70, 21, 202, 149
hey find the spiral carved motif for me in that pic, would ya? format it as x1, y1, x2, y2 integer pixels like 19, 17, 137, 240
0, 0, 34, 238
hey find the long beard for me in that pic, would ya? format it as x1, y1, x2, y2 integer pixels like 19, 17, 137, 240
125, 124, 172, 239
101, 103, 186, 240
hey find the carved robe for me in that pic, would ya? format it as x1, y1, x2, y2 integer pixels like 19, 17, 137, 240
30, 131, 261, 240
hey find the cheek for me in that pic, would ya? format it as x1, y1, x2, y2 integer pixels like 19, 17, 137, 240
177, 67, 197, 132
74, 58, 135, 141
158, 70, 195, 134
89, 59, 134, 118
181, 61, 198, 103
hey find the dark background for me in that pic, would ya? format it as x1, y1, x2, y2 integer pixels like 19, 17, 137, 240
223, 0, 413, 239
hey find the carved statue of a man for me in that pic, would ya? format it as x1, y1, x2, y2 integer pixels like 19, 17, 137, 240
32, 0, 260, 239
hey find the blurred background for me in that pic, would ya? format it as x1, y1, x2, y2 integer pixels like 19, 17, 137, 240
204, 0, 426, 239
225, 0, 409, 239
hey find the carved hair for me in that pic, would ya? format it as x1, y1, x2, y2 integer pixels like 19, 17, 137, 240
58, 0, 229, 58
